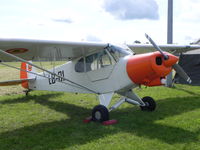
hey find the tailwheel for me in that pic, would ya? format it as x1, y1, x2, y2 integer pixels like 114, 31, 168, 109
23, 89, 31, 96
92, 105, 109, 122
140, 96, 156, 111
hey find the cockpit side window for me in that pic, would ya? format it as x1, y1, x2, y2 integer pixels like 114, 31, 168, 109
75, 58, 85, 72
86, 53, 98, 71
85, 50, 115, 72
99, 51, 113, 67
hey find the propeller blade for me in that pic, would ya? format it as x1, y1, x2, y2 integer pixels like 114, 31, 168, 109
173, 64, 192, 84
145, 33, 169, 60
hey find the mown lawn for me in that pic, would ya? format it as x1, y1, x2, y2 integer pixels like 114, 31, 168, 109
0, 62, 200, 150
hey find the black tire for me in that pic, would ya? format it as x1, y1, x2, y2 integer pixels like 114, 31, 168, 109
25, 91, 29, 96
92, 105, 109, 122
140, 96, 156, 111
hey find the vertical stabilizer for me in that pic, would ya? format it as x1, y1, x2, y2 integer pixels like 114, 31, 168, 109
20, 61, 36, 89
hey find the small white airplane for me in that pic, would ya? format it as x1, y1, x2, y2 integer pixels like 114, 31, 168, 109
0, 34, 199, 124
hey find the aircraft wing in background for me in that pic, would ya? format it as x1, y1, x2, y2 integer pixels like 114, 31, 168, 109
128, 44, 200, 54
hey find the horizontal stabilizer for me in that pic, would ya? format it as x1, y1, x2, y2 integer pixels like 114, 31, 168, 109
0, 79, 34, 86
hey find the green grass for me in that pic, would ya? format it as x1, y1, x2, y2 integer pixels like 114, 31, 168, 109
0, 63, 200, 150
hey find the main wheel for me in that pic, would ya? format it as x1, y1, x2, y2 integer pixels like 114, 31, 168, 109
92, 105, 109, 122
140, 96, 156, 111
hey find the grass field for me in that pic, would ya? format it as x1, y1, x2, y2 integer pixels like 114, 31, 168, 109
0, 62, 200, 150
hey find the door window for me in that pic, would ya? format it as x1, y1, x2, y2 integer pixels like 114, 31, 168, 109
86, 50, 115, 72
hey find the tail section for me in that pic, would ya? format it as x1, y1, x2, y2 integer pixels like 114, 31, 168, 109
0, 62, 36, 88
20, 61, 36, 89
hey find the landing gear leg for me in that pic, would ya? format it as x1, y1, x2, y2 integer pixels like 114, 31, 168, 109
118, 90, 156, 111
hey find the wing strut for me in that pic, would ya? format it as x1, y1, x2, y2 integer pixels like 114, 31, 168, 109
0, 49, 98, 94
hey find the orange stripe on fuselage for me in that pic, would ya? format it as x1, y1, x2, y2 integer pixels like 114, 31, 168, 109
20, 62, 29, 89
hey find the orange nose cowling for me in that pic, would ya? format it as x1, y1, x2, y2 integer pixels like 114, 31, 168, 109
126, 52, 178, 86
163, 53, 179, 67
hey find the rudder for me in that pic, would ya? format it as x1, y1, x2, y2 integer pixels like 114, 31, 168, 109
20, 61, 36, 89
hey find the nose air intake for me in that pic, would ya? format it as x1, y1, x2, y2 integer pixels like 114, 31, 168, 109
156, 57, 162, 65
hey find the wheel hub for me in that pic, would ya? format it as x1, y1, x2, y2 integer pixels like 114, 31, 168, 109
95, 111, 101, 120
145, 102, 150, 106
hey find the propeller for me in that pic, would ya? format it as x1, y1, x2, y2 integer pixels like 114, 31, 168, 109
145, 33, 169, 60
145, 33, 192, 84
172, 64, 192, 83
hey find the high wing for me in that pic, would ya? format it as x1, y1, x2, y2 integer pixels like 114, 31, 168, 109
0, 38, 200, 61
0, 38, 108, 61
128, 44, 200, 54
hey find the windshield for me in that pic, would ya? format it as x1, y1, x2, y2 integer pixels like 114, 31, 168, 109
106, 45, 133, 61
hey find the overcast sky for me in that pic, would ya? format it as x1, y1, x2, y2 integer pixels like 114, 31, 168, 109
0, 0, 199, 44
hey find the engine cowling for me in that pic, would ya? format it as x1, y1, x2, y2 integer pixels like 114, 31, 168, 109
126, 51, 178, 86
